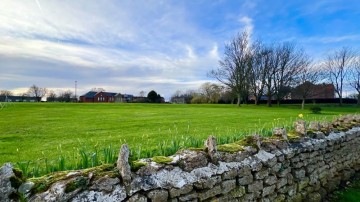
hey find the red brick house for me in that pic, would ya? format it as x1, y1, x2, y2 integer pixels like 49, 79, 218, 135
291, 82, 335, 99
79, 91, 117, 103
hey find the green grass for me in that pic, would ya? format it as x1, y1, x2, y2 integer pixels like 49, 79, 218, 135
329, 173, 360, 202
0, 103, 359, 176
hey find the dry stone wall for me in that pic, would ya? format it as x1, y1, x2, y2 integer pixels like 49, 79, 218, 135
1, 115, 360, 201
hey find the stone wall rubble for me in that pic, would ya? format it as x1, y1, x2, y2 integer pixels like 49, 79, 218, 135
1, 114, 360, 201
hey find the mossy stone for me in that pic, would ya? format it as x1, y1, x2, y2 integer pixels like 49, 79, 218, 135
187, 147, 205, 152
217, 143, 244, 153
29, 164, 117, 194
10, 176, 23, 189
152, 156, 172, 164
64, 176, 88, 193
130, 161, 147, 172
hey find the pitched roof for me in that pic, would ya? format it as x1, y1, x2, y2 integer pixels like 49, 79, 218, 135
81, 91, 117, 98
82, 91, 98, 98
104, 92, 117, 96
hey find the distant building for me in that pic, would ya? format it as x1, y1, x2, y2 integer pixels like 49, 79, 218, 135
291, 82, 335, 99
80, 90, 165, 103
133, 96, 148, 103
115, 93, 134, 103
79, 91, 117, 102
171, 97, 186, 104
0, 96, 37, 102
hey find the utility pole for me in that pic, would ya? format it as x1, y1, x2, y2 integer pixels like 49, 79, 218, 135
75, 81, 77, 102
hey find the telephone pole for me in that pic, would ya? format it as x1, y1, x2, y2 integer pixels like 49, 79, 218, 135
75, 81, 77, 102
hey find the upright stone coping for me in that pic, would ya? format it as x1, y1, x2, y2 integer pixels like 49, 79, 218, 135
205, 135, 218, 164
0, 163, 16, 202
117, 144, 132, 186
2, 115, 360, 201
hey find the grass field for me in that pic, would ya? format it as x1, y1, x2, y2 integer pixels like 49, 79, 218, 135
0, 102, 359, 175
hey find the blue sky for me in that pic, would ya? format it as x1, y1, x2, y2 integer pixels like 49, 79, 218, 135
1, 0, 360, 99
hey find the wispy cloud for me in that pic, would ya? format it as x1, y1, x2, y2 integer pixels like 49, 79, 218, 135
238, 16, 254, 35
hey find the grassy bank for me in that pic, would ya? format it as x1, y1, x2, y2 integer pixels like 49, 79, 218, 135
0, 103, 359, 175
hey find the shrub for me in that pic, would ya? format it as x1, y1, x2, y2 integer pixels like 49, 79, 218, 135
310, 106, 322, 114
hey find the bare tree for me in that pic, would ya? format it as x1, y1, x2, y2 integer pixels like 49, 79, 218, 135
139, 91, 146, 97
264, 45, 278, 107
249, 41, 272, 105
28, 84, 48, 102
350, 56, 360, 105
199, 82, 223, 103
209, 31, 252, 106
58, 90, 73, 102
47, 90, 57, 102
293, 63, 321, 109
0, 90, 13, 97
324, 47, 356, 106
272, 42, 309, 105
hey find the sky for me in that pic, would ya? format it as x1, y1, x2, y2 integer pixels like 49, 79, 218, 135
1, 0, 360, 100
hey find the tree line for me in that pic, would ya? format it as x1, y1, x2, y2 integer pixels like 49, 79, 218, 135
0, 85, 76, 102
171, 31, 360, 108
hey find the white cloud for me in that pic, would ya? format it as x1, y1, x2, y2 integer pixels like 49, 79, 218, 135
238, 16, 254, 35
0, 0, 226, 100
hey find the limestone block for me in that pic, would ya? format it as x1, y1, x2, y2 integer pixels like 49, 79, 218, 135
242, 193, 255, 201
127, 193, 147, 202
288, 184, 297, 196
287, 193, 302, 202
221, 179, 236, 194
273, 194, 286, 202
238, 174, 253, 186
292, 169, 306, 179
116, 144, 131, 186
222, 168, 237, 180
0, 163, 16, 202
271, 163, 282, 173
255, 168, 269, 180
18, 181, 34, 195
178, 150, 208, 172
273, 127, 288, 140
294, 120, 307, 136
178, 191, 198, 202
282, 148, 296, 159
194, 176, 221, 189
247, 180, 263, 193
90, 176, 120, 192
309, 121, 321, 131
245, 157, 263, 172
70, 185, 127, 202
198, 185, 221, 201
229, 186, 246, 198
169, 185, 193, 198
308, 192, 321, 202
277, 167, 291, 178
205, 135, 219, 164
147, 189, 169, 202
262, 185, 276, 197
264, 175, 277, 186
287, 173, 294, 185
237, 164, 251, 177
297, 177, 310, 192
255, 150, 277, 167
276, 177, 288, 189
